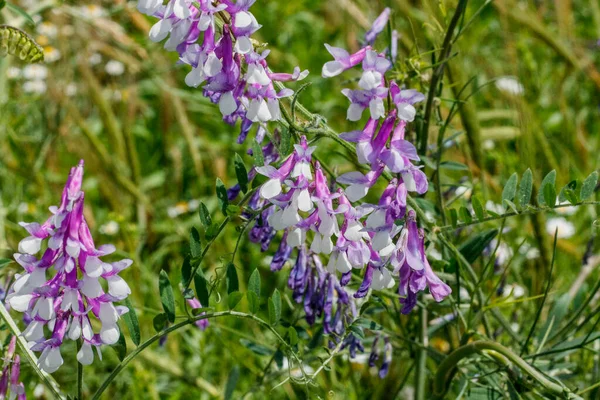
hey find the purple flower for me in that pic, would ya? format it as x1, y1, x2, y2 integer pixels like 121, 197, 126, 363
322, 45, 371, 78
364, 8, 391, 45
7, 161, 132, 373
187, 298, 209, 330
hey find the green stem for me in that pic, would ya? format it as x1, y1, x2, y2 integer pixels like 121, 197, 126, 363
419, 0, 468, 155
92, 310, 300, 399
432, 341, 574, 399
0, 302, 64, 399
77, 341, 83, 400
415, 307, 428, 400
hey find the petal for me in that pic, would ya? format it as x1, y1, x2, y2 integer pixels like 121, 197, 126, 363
259, 179, 282, 199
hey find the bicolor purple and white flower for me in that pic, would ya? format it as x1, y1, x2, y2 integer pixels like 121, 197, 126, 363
6, 161, 132, 373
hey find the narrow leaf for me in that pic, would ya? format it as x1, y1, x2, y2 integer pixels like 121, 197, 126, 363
153, 313, 167, 332
247, 291, 259, 314
226, 263, 239, 294
503, 199, 519, 214
543, 183, 556, 208
123, 298, 141, 346
0, 259, 13, 268
272, 289, 281, 323
190, 227, 202, 258
224, 366, 240, 400
280, 127, 292, 156
248, 269, 261, 297
194, 270, 210, 307
502, 173, 518, 203
159, 270, 176, 323
288, 326, 298, 346
216, 178, 229, 216
439, 161, 469, 171
449, 209, 458, 228
181, 256, 192, 287
581, 171, 598, 200
537, 170, 556, 206
252, 140, 264, 166
111, 329, 127, 361
228, 291, 243, 309
472, 196, 485, 221
234, 154, 249, 193
199, 202, 212, 228
459, 207, 472, 224
518, 168, 533, 207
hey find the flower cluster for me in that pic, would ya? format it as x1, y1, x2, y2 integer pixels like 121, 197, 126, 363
0, 337, 25, 400
6, 161, 131, 373
137, 0, 307, 140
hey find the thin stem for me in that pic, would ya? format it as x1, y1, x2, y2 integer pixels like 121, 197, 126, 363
439, 201, 600, 232
92, 311, 301, 399
415, 306, 428, 400
77, 341, 84, 400
419, 0, 468, 155
0, 302, 64, 399
432, 341, 573, 399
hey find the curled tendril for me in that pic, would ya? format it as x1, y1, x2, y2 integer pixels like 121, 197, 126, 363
0, 25, 44, 63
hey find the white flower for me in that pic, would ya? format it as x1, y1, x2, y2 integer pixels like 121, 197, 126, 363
99, 220, 120, 236
7, 67, 21, 79
495, 76, 524, 96
37, 22, 58, 38
89, 53, 102, 66
105, 60, 125, 76
546, 217, 575, 239
43, 47, 61, 63
23, 65, 48, 80
79, 4, 107, 18
66, 83, 78, 97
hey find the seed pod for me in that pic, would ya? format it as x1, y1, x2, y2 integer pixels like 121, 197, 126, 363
0, 25, 44, 63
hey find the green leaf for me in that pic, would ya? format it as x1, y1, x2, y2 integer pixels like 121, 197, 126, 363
6, 3, 35, 26
234, 154, 249, 193
518, 168, 533, 208
181, 256, 192, 287
288, 326, 298, 346
543, 183, 556, 208
449, 209, 458, 228
0, 259, 13, 268
226, 204, 241, 215
563, 188, 579, 205
194, 270, 210, 307
189, 227, 202, 258
459, 207, 472, 224
354, 318, 383, 331
224, 365, 240, 400
252, 140, 264, 166
199, 202, 212, 228
503, 199, 519, 214
0, 1, 5, 11
226, 263, 239, 294
228, 291, 243, 309
269, 289, 281, 326
581, 171, 598, 200
502, 173, 518, 203
239, 339, 272, 356
247, 291, 259, 314
449, 229, 498, 272
472, 196, 485, 221
111, 329, 127, 361
439, 161, 469, 171
280, 127, 292, 156
159, 270, 176, 323
122, 298, 141, 346
248, 269, 261, 297
216, 178, 229, 216
537, 170, 556, 206
153, 313, 168, 332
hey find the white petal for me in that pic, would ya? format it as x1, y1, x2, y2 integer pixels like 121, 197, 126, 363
82, 318, 93, 340
77, 342, 94, 366
234, 36, 253, 54
369, 98, 385, 120
372, 231, 392, 252
172, 0, 191, 19
185, 66, 205, 88
18, 236, 42, 255
23, 321, 45, 342
219, 91, 237, 116
345, 184, 369, 202
281, 205, 301, 227
99, 303, 119, 324
322, 61, 344, 78
397, 103, 416, 122
336, 252, 352, 273
9, 295, 33, 312
100, 324, 120, 345
321, 235, 333, 255
68, 319, 82, 340
203, 53, 222, 77
107, 275, 131, 298
366, 209, 387, 229
287, 228, 304, 248
37, 297, 55, 320
297, 189, 313, 212
85, 257, 104, 278
41, 347, 63, 373
81, 276, 103, 298
347, 103, 365, 121
149, 19, 172, 42
326, 253, 338, 274
234, 11, 253, 29
260, 179, 282, 199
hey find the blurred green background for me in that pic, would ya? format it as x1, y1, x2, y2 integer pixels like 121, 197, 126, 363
2, 0, 600, 399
